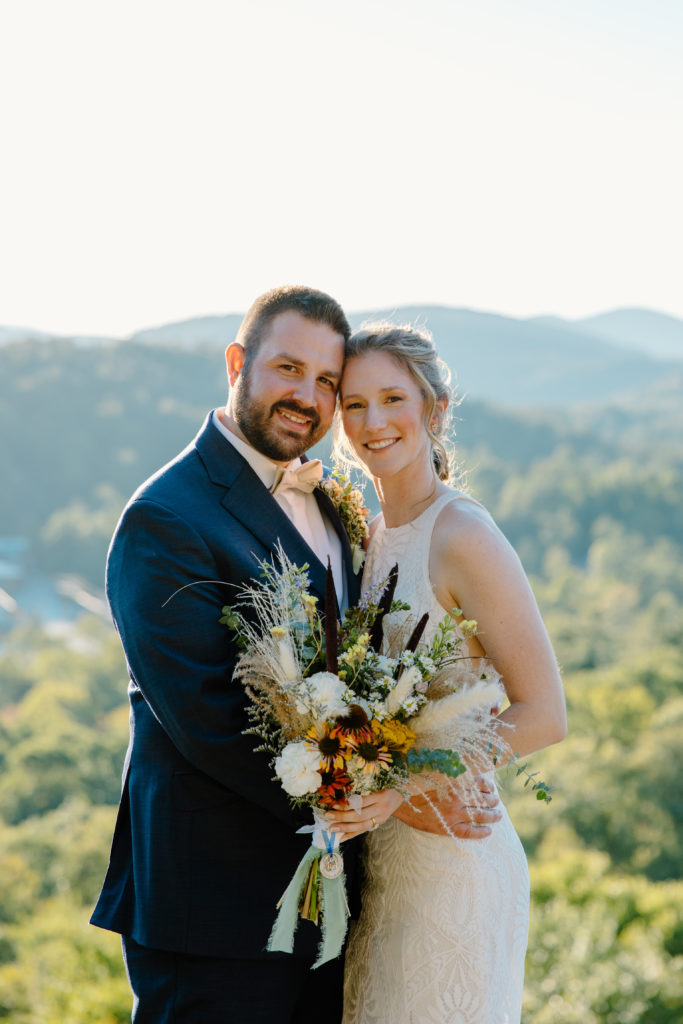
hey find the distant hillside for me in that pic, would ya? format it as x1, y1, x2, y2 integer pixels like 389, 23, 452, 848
346, 305, 678, 405
130, 313, 244, 347
1, 337, 681, 599
3, 304, 681, 406
532, 308, 683, 360
573, 308, 683, 360
0, 325, 53, 345
122, 304, 677, 407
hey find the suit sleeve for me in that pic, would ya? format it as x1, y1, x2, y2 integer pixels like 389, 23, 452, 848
106, 497, 298, 827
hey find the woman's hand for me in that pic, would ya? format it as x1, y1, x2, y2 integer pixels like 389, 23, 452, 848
319, 773, 502, 842
323, 789, 404, 842
395, 774, 502, 838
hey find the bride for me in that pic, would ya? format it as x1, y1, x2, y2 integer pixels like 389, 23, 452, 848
326, 324, 567, 1024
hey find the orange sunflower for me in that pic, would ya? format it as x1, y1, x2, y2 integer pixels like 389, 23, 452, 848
318, 767, 352, 807
335, 703, 373, 744
353, 739, 393, 775
306, 722, 351, 771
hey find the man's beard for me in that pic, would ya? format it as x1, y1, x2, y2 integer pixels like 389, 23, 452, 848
232, 370, 326, 461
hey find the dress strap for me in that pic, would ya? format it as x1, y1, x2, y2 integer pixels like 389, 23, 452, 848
371, 490, 488, 544
441, 491, 487, 512
418, 490, 486, 527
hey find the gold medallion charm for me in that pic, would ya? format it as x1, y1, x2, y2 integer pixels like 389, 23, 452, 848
319, 852, 343, 879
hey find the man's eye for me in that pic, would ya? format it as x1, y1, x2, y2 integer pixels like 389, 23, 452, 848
386, 395, 402, 403
318, 377, 335, 389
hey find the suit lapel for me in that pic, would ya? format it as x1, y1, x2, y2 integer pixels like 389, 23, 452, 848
222, 471, 330, 600
194, 414, 330, 601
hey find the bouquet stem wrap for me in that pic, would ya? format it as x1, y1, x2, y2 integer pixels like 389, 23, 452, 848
268, 811, 349, 968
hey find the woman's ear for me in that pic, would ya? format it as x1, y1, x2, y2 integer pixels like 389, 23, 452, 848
225, 343, 245, 387
430, 396, 449, 432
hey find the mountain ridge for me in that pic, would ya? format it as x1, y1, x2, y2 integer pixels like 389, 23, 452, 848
3, 304, 682, 356
2, 304, 681, 406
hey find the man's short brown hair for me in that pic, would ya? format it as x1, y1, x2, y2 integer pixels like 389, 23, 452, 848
235, 286, 350, 369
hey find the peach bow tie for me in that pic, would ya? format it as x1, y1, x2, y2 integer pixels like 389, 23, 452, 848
271, 459, 323, 496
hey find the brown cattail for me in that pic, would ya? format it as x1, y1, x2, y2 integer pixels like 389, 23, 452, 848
325, 558, 339, 674
406, 612, 429, 653
369, 563, 399, 652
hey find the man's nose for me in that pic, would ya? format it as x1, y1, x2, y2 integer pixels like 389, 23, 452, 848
291, 375, 317, 407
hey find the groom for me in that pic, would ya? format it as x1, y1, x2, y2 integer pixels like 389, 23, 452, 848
91, 285, 501, 1023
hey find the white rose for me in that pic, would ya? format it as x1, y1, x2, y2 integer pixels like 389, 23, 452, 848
308, 671, 347, 718
274, 741, 321, 797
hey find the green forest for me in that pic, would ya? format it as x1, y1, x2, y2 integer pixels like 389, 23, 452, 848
0, 339, 682, 1021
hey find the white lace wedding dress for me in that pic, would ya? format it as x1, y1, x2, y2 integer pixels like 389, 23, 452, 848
343, 492, 529, 1024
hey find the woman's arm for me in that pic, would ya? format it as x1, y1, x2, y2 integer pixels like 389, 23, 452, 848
325, 498, 566, 841
430, 500, 567, 758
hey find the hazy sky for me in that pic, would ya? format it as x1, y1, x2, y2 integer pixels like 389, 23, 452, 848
1, 0, 681, 336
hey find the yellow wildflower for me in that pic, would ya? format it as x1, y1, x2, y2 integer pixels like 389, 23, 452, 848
372, 717, 417, 755
459, 619, 478, 639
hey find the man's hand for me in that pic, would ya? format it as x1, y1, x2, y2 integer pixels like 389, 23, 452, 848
394, 775, 502, 839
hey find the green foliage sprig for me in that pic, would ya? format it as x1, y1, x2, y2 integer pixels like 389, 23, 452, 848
405, 746, 467, 779
514, 760, 553, 802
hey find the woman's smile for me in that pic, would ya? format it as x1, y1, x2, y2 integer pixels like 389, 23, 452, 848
365, 437, 399, 451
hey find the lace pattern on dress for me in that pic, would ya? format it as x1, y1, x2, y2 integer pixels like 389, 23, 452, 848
343, 492, 529, 1024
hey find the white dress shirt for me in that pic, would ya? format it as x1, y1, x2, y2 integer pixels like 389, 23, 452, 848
212, 410, 346, 609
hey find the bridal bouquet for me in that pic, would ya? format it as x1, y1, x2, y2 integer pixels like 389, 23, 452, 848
220, 548, 519, 966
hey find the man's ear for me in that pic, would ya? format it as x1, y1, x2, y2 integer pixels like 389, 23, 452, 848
226, 343, 245, 387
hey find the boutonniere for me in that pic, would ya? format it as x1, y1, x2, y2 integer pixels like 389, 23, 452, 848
318, 470, 370, 573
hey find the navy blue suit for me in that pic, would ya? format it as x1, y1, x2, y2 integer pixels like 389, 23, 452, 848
91, 413, 361, 1014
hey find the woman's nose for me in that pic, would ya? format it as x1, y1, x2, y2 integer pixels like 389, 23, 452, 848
364, 403, 387, 430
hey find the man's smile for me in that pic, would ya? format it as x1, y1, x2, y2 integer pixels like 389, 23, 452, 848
271, 401, 319, 435
279, 409, 310, 426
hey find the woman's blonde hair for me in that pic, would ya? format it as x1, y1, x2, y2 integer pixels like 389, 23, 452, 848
334, 321, 457, 482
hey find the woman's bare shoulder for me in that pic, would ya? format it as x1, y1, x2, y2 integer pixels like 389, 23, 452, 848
435, 493, 498, 538
432, 494, 518, 567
